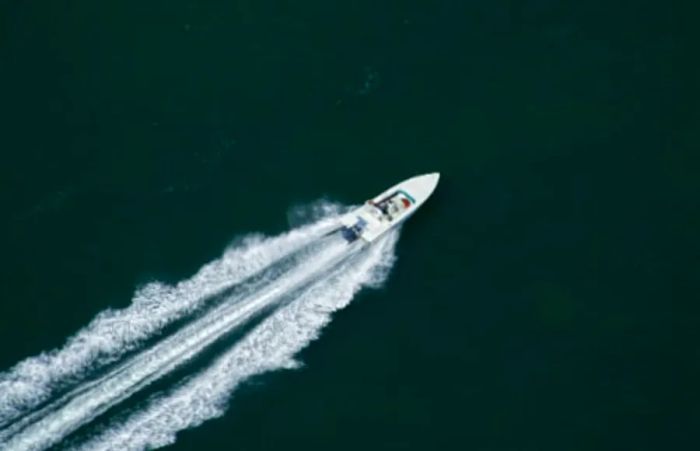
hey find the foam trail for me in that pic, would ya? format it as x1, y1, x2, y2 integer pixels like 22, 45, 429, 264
73, 232, 398, 451
1, 235, 355, 450
0, 204, 343, 427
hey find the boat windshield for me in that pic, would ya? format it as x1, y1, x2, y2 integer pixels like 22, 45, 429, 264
372, 191, 412, 221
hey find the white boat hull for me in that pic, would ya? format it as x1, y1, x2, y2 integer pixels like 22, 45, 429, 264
339, 173, 440, 243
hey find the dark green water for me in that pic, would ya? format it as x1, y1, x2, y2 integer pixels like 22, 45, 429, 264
1, 1, 698, 449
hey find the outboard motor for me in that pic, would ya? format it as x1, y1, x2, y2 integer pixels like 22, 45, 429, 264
340, 226, 359, 242
340, 217, 367, 243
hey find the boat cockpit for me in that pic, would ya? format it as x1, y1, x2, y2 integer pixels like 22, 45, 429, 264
367, 191, 414, 221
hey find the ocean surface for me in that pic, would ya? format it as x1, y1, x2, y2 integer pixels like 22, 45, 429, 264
0, 1, 697, 450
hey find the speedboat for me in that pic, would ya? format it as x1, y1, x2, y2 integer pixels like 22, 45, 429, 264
339, 173, 440, 243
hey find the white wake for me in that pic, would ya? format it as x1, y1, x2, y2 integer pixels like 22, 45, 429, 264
0, 205, 341, 427
0, 203, 399, 451
73, 231, 398, 451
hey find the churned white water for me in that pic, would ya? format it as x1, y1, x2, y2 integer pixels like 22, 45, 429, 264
73, 231, 398, 451
0, 203, 399, 451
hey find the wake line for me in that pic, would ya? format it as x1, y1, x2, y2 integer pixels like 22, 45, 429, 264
0, 207, 343, 427
1, 234, 361, 450
0, 203, 400, 451
1, 236, 327, 437
74, 231, 399, 451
